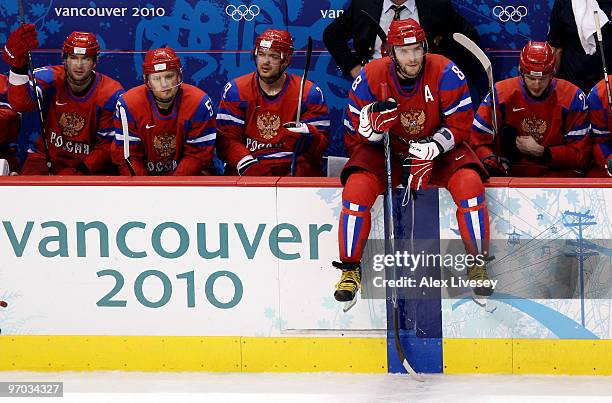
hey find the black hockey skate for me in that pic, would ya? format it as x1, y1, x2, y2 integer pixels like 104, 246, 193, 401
332, 261, 361, 312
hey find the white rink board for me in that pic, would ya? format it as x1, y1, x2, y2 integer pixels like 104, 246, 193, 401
276, 187, 386, 331
0, 185, 384, 336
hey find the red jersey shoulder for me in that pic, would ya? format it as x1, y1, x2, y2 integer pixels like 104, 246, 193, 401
495, 77, 522, 100
96, 73, 124, 101
424, 53, 453, 73
363, 57, 392, 80
179, 83, 207, 112
121, 84, 149, 108
231, 72, 257, 100
553, 78, 582, 106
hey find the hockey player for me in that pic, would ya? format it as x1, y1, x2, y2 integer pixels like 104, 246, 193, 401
586, 78, 612, 177
471, 41, 591, 177
216, 29, 329, 176
3, 25, 124, 175
111, 47, 216, 176
0, 74, 20, 173
333, 19, 491, 303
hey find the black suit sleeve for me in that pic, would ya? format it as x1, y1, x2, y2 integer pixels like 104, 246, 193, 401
547, 0, 566, 48
323, 5, 361, 76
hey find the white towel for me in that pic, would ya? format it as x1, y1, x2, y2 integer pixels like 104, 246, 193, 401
572, 0, 609, 55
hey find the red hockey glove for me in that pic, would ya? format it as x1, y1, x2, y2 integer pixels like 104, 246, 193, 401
402, 157, 433, 191
482, 154, 510, 176
358, 99, 398, 142
3, 24, 38, 69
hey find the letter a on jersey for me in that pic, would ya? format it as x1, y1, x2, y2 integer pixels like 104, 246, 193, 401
424, 85, 434, 103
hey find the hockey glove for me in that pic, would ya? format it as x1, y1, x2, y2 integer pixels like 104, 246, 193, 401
402, 157, 433, 191
358, 99, 398, 142
282, 122, 313, 155
482, 154, 510, 176
408, 128, 455, 160
3, 24, 38, 69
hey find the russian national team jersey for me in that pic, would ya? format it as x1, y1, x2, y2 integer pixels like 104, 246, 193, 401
112, 83, 216, 176
8, 65, 124, 172
343, 54, 474, 155
471, 77, 590, 173
0, 74, 19, 145
587, 79, 612, 170
216, 72, 329, 175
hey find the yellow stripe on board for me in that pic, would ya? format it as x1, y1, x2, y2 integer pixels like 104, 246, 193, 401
444, 338, 612, 375
0, 336, 386, 373
241, 337, 387, 372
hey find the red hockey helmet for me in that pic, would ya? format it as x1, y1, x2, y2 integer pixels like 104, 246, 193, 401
386, 19, 427, 47
254, 29, 294, 62
62, 32, 100, 57
142, 47, 183, 88
142, 47, 182, 75
519, 41, 555, 77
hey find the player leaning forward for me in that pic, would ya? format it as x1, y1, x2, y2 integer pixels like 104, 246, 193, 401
4, 25, 123, 174
216, 29, 329, 176
333, 19, 492, 303
111, 47, 216, 175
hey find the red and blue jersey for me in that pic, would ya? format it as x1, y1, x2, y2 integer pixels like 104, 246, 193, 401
0, 74, 19, 145
587, 79, 612, 171
216, 72, 329, 175
471, 77, 590, 174
112, 83, 216, 176
8, 65, 123, 173
0, 74, 20, 170
343, 54, 474, 155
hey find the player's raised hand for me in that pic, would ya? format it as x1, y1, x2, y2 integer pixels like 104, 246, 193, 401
2, 24, 39, 69
358, 98, 398, 142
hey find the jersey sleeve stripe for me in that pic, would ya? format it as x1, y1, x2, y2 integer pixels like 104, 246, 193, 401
443, 94, 472, 116
472, 115, 494, 135
216, 113, 245, 125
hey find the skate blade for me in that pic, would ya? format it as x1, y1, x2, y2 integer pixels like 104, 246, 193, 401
342, 298, 357, 313
471, 295, 488, 308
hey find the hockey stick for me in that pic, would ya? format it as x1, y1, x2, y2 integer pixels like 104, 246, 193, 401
361, 10, 388, 44
594, 11, 612, 134
118, 105, 136, 176
289, 36, 313, 177
381, 82, 423, 381
453, 33, 501, 160
17, 0, 53, 175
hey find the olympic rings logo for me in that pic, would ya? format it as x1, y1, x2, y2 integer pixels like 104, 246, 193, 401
225, 4, 260, 21
492, 5, 528, 22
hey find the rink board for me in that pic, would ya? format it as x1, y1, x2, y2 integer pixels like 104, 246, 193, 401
0, 177, 611, 374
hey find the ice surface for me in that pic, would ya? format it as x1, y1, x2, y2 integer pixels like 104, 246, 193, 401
1, 371, 612, 402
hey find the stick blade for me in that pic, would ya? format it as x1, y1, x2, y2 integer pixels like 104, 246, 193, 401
453, 33, 491, 71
